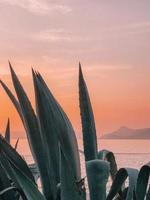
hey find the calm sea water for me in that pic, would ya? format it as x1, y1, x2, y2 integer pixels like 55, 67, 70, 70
11, 138, 150, 173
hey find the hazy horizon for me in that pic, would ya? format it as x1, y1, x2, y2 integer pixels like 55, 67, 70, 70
2, 125, 150, 139
1, 1, 150, 137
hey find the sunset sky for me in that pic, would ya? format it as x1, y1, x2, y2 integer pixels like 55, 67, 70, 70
0, 1, 150, 137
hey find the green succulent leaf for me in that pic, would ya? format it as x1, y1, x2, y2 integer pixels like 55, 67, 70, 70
14, 138, 19, 150
135, 162, 150, 200
28, 163, 40, 183
60, 149, 83, 200
0, 79, 24, 124
3, 63, 57, 199
32, 70, 60, 184
146, 187, 150, 200
0, 186, 27, 200
4, 119, 10, 144
79, 63, 97, 161
0, 135, 35, 183
0, 162, 17, 200
86, 160, 110, 200
107, 168, 139, 200
35, 71, 81, 181
0, 152, 46, 200
98, 149, 118, 180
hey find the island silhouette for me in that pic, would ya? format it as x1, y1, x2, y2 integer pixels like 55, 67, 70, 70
101, 126, 150, 139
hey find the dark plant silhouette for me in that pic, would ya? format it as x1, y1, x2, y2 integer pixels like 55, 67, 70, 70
0, 63, 149, 200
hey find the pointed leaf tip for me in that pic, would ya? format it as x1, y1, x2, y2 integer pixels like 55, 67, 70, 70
31, 68, 36, 78
79, 62, 84, 82
8, 61, 13, 70
79, 63, 98, 161
15, 138, 19, 150
9, 62, 16, 79
79, 62, 82, 73
0, 79, 6, 87
31, 68, 34, 73
5, 118, 10, 143
6, 118, 10, 127
8, 60, 11, 66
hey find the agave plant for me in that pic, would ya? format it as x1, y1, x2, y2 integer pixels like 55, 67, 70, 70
0, 62, 149, 200
0, 63, 84, 200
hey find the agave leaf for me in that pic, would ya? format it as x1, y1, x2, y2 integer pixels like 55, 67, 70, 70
0, 153, 17, 185
0, 162, 16, 200
0, 135, 35, 183
98, 149, 118, 180
0, 186, 27, 200
0, 151, 46, 200
86, 159, 110, 200
0, 80, 24, 124
14, 138, 19, 150
98, 150, 125, 196
107, 168, 139, 200
35, 71, 81, 180
60, 149, 84, 200
32, 70, 59, 183
4, 63, 57, 199
146, 187, 150, 200
4, 119, 10, 143
29, 163, 40, 183
135, 162, 150, 200
79, 63, 97, 161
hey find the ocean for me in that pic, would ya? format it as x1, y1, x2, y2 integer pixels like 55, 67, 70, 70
11, 138, 150, 174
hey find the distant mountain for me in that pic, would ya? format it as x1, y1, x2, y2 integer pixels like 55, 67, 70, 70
101, 126, 150, 139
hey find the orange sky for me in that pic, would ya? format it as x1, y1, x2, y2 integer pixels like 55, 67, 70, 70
0, 1, 150, 137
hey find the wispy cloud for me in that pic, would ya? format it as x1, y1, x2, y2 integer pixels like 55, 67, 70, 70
33, 29, 91, 42
31, 20, 150, 44
34, 29, 72, 42
1, 0, 72, 15
100, 21, 150, 37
